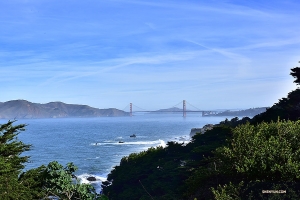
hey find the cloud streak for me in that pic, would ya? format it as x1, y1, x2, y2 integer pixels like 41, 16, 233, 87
1, 0, 300, 109
37, 51, 198, 85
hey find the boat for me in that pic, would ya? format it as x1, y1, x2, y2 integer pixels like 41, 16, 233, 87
118, 141, 124, 143
130, 134, 136, 138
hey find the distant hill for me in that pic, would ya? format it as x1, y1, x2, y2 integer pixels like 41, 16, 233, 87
0, 100, 129, 119
152, 107, 186, 113
152, 107, 268, 116
212, 107, 268, 117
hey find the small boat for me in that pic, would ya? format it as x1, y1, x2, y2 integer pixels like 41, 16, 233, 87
130, 134, 136, 138
118, 141, 124, 143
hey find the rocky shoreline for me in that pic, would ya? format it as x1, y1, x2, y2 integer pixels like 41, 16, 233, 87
190, 124, 214, 137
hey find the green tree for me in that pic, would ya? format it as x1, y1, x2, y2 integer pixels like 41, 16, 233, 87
43, 161, 108, 200
0, 120, 34, 199
0, 121, 30, 174
212, 120, 300, 199
290, 62, 300, 85
103, 126, 233, 200
183, 126, 233, 200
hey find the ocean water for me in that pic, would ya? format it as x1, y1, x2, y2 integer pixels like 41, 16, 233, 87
0, 113, 229, 192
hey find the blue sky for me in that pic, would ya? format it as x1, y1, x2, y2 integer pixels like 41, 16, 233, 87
1, 0, 300, 111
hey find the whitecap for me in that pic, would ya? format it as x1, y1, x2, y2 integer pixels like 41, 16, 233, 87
76, 173, 107, 194
112, 140, 163, 145
103, 140, 113, 142
135, 135, 147, 138
77, 173, 107, 184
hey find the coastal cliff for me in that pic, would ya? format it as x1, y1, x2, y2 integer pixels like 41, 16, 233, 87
190, 124, 214, 137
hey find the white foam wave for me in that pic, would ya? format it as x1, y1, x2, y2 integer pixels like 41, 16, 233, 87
91, 139, 165, 146
114, 140, 164, 145
135, 135, 147, 138
172, 135, 191, 145
84, 157, 100, 160
77, 173, 107, 184
77, 173, 107, 194
91, 143, 103, 146
103, 140, 114, 142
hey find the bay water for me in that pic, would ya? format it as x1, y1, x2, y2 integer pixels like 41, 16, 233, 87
0, 113, 229, 192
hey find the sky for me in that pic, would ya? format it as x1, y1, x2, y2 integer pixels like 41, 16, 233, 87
1, 0, 300, 111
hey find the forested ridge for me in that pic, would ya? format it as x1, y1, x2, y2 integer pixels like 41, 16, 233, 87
1, 64, 300, 199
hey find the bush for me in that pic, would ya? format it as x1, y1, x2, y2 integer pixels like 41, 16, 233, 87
212, 120, 300, 199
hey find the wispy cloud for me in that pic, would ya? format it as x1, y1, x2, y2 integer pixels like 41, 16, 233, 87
1, 0, 300, 109
185, 40, 251, 62
38, 51, 198, 85
110, 0, 279, 18
234, 38, 300, 51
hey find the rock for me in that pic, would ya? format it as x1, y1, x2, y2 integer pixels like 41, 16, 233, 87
190, 124, 214, 137
87, 176, 97, 181
190, 128, 202, 137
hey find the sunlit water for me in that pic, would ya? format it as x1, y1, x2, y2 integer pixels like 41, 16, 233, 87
0, 113, 230, 192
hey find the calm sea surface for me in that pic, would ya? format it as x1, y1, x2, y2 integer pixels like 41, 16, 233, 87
0, 113, 230, 192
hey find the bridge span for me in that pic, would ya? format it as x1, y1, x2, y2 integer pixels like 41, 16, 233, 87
124, 100, 220, 117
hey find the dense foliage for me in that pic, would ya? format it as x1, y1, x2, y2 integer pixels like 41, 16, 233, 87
251, 89, 300, 124
102, 126, 233, 199
0, 120, 40, 199
290, 65, 300, 85
211, 120, 300, 199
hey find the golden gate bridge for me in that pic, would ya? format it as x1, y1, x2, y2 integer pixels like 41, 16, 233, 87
122, 100, 220, 117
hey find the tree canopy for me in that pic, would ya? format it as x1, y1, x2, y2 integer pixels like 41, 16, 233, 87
290, 63, 300, 85
211, 120, 300, 199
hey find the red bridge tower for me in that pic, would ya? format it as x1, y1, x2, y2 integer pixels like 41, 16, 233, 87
183, 100, 186, 117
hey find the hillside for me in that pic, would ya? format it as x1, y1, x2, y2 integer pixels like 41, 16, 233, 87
152, 107, 185, 113
0, 100, 129, 119
212, 107, 268, 117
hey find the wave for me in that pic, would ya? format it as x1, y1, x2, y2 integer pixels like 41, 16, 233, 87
171, 135, 191, 145
134, 135, 148, 138
91, 139, 166, 147
77, 173, 107, 184
77, 173, 107, 193
103, 140, 114, 142
84, 156, 100, 160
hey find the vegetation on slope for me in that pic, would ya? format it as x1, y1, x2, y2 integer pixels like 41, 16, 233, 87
210, 120, 300, 199
102, 125, 233, 199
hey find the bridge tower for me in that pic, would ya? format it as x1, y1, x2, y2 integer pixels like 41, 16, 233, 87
130, 103, 132, 117
183, 100, 186, 117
